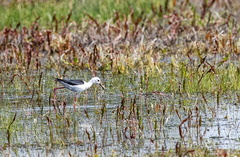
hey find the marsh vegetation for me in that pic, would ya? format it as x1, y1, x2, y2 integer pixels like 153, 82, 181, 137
0, 0, 240, 156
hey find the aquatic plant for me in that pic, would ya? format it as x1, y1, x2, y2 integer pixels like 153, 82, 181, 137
0, 0, 240, 156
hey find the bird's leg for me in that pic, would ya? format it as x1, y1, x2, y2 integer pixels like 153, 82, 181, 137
53, 87, 65, 101
73, 93, 78, 111
84, 90, 88, 104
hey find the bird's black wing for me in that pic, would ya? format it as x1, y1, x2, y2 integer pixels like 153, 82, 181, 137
55, 78, 84, 85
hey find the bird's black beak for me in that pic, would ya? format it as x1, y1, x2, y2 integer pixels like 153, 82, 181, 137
99, 83, 105, 90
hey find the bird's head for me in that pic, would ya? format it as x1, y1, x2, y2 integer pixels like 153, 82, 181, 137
90, 77, 105, 90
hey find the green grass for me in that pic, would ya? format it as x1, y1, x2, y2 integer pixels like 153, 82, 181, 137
0, 0, 163, 29
0, 0, 239, 94
1, 0, 240, 156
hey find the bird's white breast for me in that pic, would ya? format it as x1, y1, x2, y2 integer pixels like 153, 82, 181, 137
74, 82, 92, 93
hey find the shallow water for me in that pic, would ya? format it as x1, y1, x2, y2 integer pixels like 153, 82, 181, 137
0, 70, 240, 156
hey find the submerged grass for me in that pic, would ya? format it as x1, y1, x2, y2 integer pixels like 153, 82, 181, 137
0, 0, 240, 156
0, 69, 240, 156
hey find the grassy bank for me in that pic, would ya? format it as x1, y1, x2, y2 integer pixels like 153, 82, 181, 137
0, 0, 239, 93
1, 1, 240, 156
0, 0, 163, 29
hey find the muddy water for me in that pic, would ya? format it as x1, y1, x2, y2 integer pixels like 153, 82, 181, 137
0, 70, 239, 156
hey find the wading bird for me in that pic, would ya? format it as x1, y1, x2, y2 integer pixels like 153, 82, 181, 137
54, 77, 105, 108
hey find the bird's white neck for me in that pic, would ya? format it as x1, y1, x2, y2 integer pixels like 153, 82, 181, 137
84, 82, 93, 90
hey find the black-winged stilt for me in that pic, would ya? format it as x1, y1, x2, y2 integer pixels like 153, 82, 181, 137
54, 77, 105, 108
